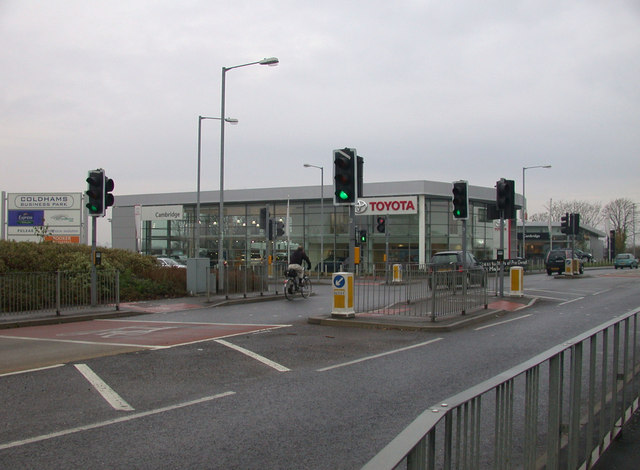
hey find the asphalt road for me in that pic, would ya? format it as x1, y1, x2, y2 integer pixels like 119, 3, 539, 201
1, 268, 639, 469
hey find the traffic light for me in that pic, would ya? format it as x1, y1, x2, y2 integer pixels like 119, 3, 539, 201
86, 169, 105, 216
359, 230, 367, 244
376, 216, 386, 233
333, 148, 357, 204
496, 178, 515, 219
357, 155, 364, 199
571, 213, 580, 235
561, 212, 570, 234
104, 175, 115, 211
451, 180, 469, 220
276, 220, 285, 238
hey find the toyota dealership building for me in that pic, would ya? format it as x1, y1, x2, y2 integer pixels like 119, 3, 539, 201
110, 179, 525, 267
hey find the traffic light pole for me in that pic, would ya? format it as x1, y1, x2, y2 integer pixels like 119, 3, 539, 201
91, 216, 97, 307
499, 216, 505, 298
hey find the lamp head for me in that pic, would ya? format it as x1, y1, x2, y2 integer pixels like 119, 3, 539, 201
260, 57, 279, 66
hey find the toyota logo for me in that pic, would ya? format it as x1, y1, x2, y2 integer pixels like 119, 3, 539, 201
354, 200, 368, 214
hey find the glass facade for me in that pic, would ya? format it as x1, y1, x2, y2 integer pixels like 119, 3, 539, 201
140, 196, 508, 268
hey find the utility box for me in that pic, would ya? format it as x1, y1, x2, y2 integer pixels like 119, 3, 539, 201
187, 258, 210, 294
510, 266, 524, 297
331, 272, 355, 318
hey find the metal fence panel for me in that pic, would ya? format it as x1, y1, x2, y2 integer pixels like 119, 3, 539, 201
363, 309, 640, 470
0, 271, 119, 316
353, 263, 488, 320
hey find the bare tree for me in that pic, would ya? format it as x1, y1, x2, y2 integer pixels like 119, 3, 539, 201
528, 200, 603, 227
603, 198, 635, 251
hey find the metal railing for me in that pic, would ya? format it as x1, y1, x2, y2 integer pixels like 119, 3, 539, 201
363, 309, 640, 469
354, 263, 488, 320
0, 271, 120, 316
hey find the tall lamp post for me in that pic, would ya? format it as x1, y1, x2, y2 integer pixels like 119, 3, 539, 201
522, 164, 552, 258
304, 163, 324, 276
195, 115, 238, 257
218, 57, 279, 291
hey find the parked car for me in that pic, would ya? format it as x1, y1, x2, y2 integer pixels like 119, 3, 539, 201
157, 257, 186, 268
614, 253, 638, 269
428, 251, 485, 288
574, 249, 594, 263
545, 249, 583, 275
315, 256, 346, 273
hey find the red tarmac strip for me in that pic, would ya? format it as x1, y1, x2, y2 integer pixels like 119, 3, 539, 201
0, 320, 286, 348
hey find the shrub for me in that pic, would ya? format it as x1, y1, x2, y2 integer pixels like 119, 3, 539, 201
0, 240, 187, 301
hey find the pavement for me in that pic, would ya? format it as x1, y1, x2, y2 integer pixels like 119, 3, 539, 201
1, 286, 638, 468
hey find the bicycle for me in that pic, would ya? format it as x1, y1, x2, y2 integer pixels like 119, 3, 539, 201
284, 268, 312, 300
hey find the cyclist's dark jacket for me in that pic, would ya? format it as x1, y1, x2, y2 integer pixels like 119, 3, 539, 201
290, 250, 311, 269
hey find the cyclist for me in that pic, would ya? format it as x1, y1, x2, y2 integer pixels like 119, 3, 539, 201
288, 246, 311, 289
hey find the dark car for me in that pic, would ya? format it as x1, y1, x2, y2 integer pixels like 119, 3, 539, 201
574, 249, 594, 263
428, 251, 485, 288
545, 249, 583, 275
315, 256, 346, 273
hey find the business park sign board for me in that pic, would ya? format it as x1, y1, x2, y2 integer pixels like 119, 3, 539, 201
4, 193, 86, 244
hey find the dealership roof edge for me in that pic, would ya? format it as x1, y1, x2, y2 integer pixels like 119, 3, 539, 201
113, 179, 522, 208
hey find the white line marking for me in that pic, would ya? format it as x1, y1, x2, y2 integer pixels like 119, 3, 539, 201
0, 334, 156, 349
0, 392, 235, 451
214, 339, 290, 372
317, 338, 444, 372
0, 364, 65, 377
592, 289, 611, 296
74, 364, 134, 411
474, 314, 533, 331
559, 297, 585, 306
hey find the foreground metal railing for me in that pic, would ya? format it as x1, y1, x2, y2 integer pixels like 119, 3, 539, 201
363, 309, 640, 469
0, 271, 120, 316
354, 263, 488, 320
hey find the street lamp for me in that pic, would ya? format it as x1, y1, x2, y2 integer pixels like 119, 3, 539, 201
195, 115, 238, 257
218, 57, 279, 291
304, 163, 324, 275
522, 164, 552, 258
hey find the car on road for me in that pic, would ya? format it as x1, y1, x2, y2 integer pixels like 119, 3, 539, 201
545, 249, 584, 275
157, 257, 186, 268
428, 251, 485, 288
614, 253, 638, 269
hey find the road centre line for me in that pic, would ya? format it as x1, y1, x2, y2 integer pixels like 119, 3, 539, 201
0, 391, 235, 451
214, 339, 291, 372
474, 314, 533, 331
592, 289, 612, 296
317, 338, 444, 372
74, 364, 134, 411
559, 297, 585, 306
0, 364, 65, 377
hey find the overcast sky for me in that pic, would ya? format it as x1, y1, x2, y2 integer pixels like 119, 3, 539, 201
2, 1, 639, 223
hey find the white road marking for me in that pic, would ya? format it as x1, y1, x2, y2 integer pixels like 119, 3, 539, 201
74, 364, 134, 411
0, 364, 65, 377
317, 338, 444, 372
474, 314, 533, 331
559, 297, 585, 306
215, 339, 291, 372
0, 392, 235, 451
0, 334, 156, 349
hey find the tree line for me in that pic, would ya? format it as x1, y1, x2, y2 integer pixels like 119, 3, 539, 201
529, 198, 637, 254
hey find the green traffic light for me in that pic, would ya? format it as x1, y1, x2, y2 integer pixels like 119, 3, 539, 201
338, 190, 350, 200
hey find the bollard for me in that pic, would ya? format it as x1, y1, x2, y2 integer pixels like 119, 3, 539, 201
510, 266, 524, 297
331, 272, 355, 318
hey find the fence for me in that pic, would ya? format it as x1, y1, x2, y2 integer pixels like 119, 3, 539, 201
0, 271, 120, 316
363, 308, 640, 469
353, 263, 488, 320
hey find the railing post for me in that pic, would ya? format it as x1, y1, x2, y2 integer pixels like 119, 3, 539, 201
56, 271, 61, 316
115, 270, 120, 311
